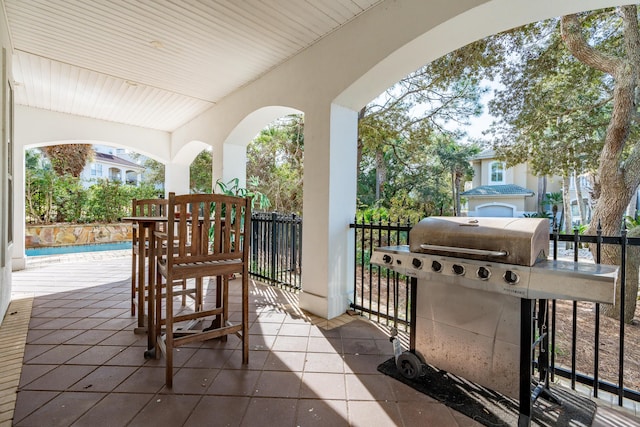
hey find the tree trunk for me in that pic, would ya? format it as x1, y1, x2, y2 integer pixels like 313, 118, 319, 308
451, 171, 457, 215
600, 226, 640, 323
562, 8, 640, 319
562, 175, 572, 233
356, 107, 366, 179
375, 150, 386, 202
537, 176, 547, 212
573, 170, 586, 224
453, 172, 464, 216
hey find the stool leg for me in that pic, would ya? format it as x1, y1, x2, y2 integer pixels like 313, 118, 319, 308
131, 249, 137, 316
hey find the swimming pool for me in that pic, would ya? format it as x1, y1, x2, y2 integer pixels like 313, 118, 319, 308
26, 241, 132, 257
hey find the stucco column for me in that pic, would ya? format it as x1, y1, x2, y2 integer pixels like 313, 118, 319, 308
212, 143, 224, 190
222, 143, 247, 189
164, 162, 190, 196
11, 145, 25, 271
299, 103, 358, 319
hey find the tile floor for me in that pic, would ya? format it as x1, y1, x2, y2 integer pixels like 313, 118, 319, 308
6, 250, 640, 426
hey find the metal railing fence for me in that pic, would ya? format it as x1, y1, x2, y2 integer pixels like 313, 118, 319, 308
350, 217, 640, 407
249, 212, 302, 290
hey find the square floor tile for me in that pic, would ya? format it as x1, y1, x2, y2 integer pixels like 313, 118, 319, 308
127, 394, 201, 427
240, 397, 297, 427
14, 391, 106, 427
347, 400, 403, 427
295, 399, 349, 427
300, 372, 347, 400
254, 371, 301, 398
206, 369, 260, 396
304, 352, 344, 373
70, 393, 153, 427
21, 364, 96, 391
184, 395, 250, 427
69, 365, 137, 392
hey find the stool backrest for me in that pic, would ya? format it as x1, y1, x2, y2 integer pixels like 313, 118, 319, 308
165, 192, 251, 266
131, 198, 167, 217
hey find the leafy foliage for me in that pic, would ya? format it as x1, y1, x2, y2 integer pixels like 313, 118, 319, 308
25, 149, 158, 223
246, 115, 303, 214
215, 177, 271, 211
190, 149, 213, 193
626, 214, 640, 229
356, 44, 493, 217
128, 152, 165, 190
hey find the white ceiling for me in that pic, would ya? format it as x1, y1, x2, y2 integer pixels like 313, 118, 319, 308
3, 0, 381, 132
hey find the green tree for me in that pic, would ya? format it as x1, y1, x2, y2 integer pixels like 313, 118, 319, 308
190, 149, 213, 193
483, 6, 640, 321
129, 152, 165, 190
357, 42, 502, 214
431, 136, 480, 216
247, 115, 303, 214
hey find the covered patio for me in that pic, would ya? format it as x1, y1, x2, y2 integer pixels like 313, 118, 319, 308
2, 1, 640, 425
1, 251, 638, 426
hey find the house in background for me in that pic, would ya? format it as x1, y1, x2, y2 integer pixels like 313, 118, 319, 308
461, 149, 563, 218
78, 146, 144, 188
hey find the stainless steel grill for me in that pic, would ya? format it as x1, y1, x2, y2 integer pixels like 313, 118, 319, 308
371, 216, 618, 426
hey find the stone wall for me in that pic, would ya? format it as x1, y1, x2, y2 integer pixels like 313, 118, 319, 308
25, 223, 132, 248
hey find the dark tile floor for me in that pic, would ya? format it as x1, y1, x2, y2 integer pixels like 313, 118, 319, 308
9, 252, 640, 426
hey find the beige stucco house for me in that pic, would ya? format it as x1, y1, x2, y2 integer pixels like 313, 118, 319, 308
462, 150, 563, 218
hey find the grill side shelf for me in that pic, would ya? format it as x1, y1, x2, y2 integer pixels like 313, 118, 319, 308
528, 260, 618, 304
371, 247, 618, 304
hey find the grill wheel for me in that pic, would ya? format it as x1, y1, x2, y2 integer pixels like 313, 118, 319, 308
396, 352, 423, 380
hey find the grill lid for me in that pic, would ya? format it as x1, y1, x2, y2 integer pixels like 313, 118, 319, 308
409, 217, 550, 266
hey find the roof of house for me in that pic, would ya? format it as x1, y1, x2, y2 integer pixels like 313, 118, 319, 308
470, 149, 496, 161
94, 152, 143, 170
461, 184, 535, 197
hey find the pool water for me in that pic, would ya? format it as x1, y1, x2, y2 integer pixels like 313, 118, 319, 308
26, 241, 132, 256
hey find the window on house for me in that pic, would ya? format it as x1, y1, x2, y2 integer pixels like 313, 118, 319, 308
126, 170, 137, 185
91, 163, 103, 176
109, 167, 121, 181
489, 161, 505, 184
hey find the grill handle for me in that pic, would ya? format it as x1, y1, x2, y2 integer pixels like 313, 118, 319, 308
419, 244, 507, 257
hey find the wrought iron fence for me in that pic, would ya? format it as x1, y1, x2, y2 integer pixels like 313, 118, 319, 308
249, 212, 302, 290
350, 217, 640, 407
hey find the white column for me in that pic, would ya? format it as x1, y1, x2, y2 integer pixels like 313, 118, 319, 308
11, 145, 25, 271
299, 103, 358, 319
164, 162, 190, 195
212, 143, 224, 191
222, 143, 247, 189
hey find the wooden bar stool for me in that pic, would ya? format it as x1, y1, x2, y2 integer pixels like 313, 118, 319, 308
153, 192, 251, 387
130, 198, 167, 328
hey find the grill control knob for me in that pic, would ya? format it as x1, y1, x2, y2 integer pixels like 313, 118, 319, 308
504, 270, 520, 285
382, 254, 392, 264
477, 267, 491, 280
452, 264, 465, 276
431, 260, 443, 272
412, 258, 423, 269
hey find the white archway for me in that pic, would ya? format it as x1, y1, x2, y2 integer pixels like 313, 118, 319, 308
217, 106, 302, 188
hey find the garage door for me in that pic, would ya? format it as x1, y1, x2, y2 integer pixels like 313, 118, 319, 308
476, 205, 514, 217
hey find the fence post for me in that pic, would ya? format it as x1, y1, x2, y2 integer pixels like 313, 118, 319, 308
618, 222, 628, 406
270, 212, 278, 283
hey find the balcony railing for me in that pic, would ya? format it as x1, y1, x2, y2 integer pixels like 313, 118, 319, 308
350, 216, 640, 407
249, 212, 302, 290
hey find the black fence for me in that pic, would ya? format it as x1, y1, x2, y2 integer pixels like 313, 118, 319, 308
249, 212, 302, 290
350, 217, 640, 407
